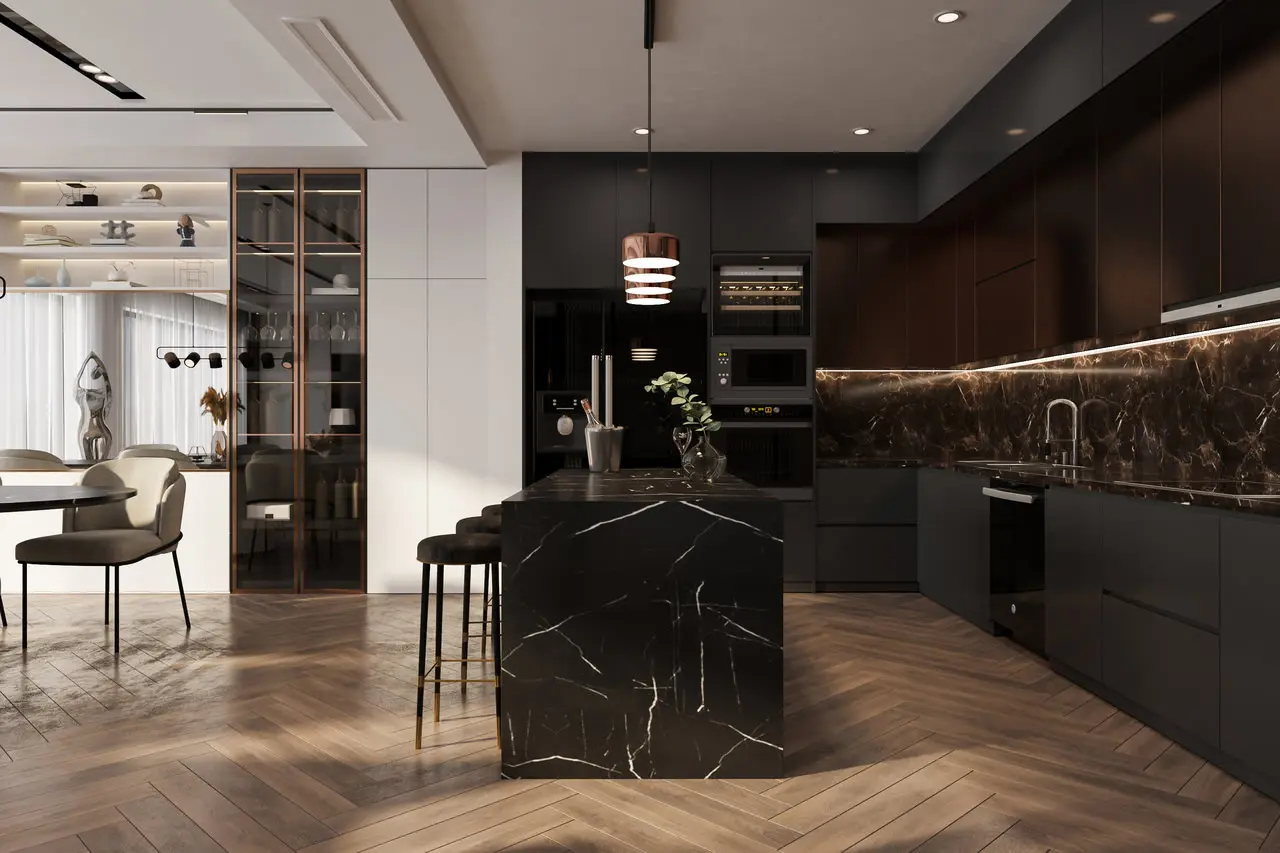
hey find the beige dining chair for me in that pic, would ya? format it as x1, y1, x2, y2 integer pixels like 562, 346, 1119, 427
0, 458, 70, 471
118, 447, 198, 470
125, 444, 180, 452
0, 449, 64, 462
13, 457, 189, 654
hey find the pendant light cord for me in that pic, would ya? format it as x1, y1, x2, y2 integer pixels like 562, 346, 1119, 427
646, 44, 654, 233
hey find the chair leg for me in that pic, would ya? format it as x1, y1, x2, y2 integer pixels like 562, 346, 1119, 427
113, 565, 120, 656
104, 565, 110, 625
461, 564, 471, 695
173, 552, 190, 630
21, 563, 27, 649
492, 563, 501, 743
480, 563, 489, 657
414, 561, 429, 750
0, 575, 6, 628
433, 564, 444, 724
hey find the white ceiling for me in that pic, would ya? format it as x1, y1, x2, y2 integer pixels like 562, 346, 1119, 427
406, 0, 1072, 153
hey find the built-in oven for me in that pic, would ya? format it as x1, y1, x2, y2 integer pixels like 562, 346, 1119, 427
985, 481, 1046, 656
712, 402, 814, 499
712, 254, 811, 337
710, 339, 812, 404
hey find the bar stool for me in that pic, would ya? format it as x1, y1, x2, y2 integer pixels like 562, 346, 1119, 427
456, 515, 500, 657
414, 531, 502, 749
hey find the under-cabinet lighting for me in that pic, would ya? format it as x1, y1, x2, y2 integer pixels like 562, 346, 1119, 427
1149, 11, 1178, 24
304, 189, 362, 194
816, 316, 1280, 374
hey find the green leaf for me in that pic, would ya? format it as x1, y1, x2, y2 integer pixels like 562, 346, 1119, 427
677, 376, 691, 384
671, 398, 685, 406
705, 421, 722, 432
699, 411, 712, 422
643, 385, 653, 393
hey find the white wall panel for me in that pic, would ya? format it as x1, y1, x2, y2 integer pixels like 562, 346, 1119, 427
428, 169, 486, 280
367, 169, 429, 279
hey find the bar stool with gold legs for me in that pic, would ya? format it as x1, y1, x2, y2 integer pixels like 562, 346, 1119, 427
414, 530, 502, 748
455, 514, 500, 660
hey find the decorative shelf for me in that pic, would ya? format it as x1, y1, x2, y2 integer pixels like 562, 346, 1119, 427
1, 246, 227, 259
0, 206, 229, 221
5, 286, 229, 294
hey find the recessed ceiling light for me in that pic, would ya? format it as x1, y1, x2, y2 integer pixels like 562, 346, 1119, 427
825, 168, 840, 175
1006, 127, 1028, 137
633, 127, 651, 135
1149, 11, 1177, 24
852, 127, 873, 136
78, 62, 101, 74
95, 74, 117, 84
934, 11, 965, 24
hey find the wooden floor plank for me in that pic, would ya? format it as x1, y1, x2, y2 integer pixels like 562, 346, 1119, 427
76, 820, 159, 853
149, 767, 293, 853
540, 819, 645, 852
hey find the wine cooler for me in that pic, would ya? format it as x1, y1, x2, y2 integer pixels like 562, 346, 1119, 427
230, 169, 366, 592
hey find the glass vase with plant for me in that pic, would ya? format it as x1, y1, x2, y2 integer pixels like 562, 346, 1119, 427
199, 387, 243, 463
644, 371, 726, 482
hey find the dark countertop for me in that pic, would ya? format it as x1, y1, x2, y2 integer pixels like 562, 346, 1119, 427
818, 456, 1280, 517
504, 468, 775, 502
0, 485, 136, 513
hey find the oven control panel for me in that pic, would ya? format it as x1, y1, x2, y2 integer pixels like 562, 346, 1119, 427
722, 403, 814, 421
714, 350, 730, 386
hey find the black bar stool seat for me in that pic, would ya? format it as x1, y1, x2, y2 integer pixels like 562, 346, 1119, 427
456, 515, 501, 535
481, 504, 502, 524
414, 531, 502, 749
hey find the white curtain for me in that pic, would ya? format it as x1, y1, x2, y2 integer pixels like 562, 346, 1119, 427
0, 293, 227, 459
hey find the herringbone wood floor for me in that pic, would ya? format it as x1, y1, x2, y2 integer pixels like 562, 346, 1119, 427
0, 592, 1274, 852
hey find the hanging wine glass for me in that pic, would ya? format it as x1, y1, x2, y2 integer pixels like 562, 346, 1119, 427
242, 312, 260, 344
345, 309, 361, 343
308, 311, 326, 342
329, 311, 347, 342
283, 310, 294, 343
259, 311, 278, 343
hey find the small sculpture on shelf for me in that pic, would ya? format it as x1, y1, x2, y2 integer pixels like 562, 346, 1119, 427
176, 213, 209, 247
124, 184, 164, 206
57, 181, 97, 207
94, 220, 135, 247
74, 352, 113, 462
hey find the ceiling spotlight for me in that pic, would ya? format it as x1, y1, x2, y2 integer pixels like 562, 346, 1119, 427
208, 352, 223, 369
95, 74, 117, 84
184, 352, 201, 368
78, 62, 102, 74
934, 11, 965, 24
852, 127, 873, 136
1006, 127, 1028, 137
633, 127, 651, 136
282, 351, 295, 370
163, 352, 180, 369
1149, 11, 1177, 24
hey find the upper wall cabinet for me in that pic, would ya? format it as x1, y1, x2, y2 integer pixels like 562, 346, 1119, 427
367, 169, 428, 279
907, 222, 958, 368
1035, 111, 1098, 348
813, 155, 918, 224
524, 153, 617, 289
616, 154, 711, 293
428, 170, 486, 280
853, 227, 910, 368
972, 178, 1035, 284
1162, 8, 1222, 309
711, 156, 814, 252
1222, 0, 1280, 295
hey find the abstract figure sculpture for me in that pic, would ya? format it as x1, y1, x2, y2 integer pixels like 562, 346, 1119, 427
75, 352, 113, 462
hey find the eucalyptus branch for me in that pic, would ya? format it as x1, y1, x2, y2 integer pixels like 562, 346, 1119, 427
644, 371, 721, 433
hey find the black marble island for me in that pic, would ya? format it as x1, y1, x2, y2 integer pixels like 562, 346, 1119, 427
499, 469, 783, 779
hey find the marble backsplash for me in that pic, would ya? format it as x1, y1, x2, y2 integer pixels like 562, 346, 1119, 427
816, 320, 1280, 480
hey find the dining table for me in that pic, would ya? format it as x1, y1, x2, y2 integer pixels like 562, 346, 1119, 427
0, 485, 136, 513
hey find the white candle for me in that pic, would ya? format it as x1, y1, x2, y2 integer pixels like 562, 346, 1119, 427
590, 355, 600, 424
604, 355, 614, 428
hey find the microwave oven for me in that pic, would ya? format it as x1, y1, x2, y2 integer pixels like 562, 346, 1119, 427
709, 339, 812, 403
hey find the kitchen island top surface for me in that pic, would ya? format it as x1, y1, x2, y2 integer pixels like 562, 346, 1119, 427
505, 468, 774, 502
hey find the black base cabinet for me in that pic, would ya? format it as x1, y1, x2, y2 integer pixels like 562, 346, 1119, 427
917, 469, 990, 629
1221, 515, 1280, 790
783, 501, 816, 592
816, 469, 918, 591
1045, 487, 1104, 681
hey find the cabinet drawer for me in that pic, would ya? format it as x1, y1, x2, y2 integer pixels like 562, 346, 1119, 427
817, 469, 918, 525
1100, 494, 1219, 629
783, 502, 816, 589
1103, 594, 1219, 746
817, 526, 917, 584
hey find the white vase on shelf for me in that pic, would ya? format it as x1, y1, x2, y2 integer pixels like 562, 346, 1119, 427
56, 259, 71, 288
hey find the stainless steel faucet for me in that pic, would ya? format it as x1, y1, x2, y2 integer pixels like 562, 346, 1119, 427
1045, 398, 1079, 466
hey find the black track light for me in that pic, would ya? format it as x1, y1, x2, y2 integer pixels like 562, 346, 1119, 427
260, 352, 275, 369
237, 352, 255, 370
208, 352, 223, 369
281, 351, 294, 370
184, 351, 202, 368
163, 352, 180, 369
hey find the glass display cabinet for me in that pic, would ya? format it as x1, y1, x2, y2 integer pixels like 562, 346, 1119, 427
230, 169, 365, 592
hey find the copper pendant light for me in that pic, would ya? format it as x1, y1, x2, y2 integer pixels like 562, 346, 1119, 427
623, 0, 677, 298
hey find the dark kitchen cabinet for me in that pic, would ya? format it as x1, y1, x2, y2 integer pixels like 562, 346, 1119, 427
1035, 112, 1098, 348
974, 263, 1035, 361
908, 223, 959, 368
918, 468, 991, 630
617, 154, 712, 293
815, 226, 859, 369
813, 155, 918, 224
817, 526, 916, 589
973, 180, 1035, 283
1098, 60, 1162, 335
1162, 8, 1222, 309
1103, 0, 1223, 85
1222, 0, 1280, 294
783, 501, 817, 592
1045, 487, 1104, 681
1221, 515, 1280, 787
956, 222, 976, 363
1102, 594, 1220, 747
853, 228, 910, 368
523, 153, 618, 290
817, 468, 917, 525
1099, 494, 1219, 630
711, 156, 814, 252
